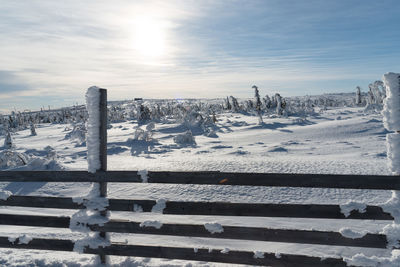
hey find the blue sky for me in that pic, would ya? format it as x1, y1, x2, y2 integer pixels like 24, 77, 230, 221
0, 0, 399, 112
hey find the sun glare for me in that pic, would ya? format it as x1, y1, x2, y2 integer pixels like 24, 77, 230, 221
132, 17, 167, 59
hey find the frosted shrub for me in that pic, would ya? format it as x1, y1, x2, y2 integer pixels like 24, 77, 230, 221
133, 127, 153, 141
182, 110, 204, 128
173, 130, 196, 145
65, 124, 86, 146
44, 146, 57, 160
0, 151, 29, 170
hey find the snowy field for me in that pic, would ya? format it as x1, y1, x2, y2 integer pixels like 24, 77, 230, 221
0, 99, 396, 266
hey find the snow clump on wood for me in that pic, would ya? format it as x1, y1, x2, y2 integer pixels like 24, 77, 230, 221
204, 222, 224, 234
85, 86, 101, 173
70, 183, 110, 253
382, 73, 400, 174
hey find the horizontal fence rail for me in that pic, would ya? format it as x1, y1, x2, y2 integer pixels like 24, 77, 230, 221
0, 213, 389, 249
0, 195, 394, 220
0, 171, 399, 190
0, 236, 348, 267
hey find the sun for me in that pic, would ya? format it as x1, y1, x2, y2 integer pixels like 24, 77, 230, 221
131, 17, 167, 59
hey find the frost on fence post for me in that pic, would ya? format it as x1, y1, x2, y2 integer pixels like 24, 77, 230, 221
85, 86, 101, 173
382, 72, 400, 174
74, 86, 109, 264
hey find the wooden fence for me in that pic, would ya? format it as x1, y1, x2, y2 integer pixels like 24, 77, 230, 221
0, 89, 397, 266
0, 171, 398, 266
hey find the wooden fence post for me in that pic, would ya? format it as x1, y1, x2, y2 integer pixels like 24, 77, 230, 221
98, 88, 108, 264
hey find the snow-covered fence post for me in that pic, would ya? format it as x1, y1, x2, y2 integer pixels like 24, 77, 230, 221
85, 86, 108, 264
382, 73, 400, 174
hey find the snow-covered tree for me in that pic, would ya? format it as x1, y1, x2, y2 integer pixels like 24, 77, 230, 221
355, 86, 362, 105
229, 96, 240, 112
252, 85, 263, 124
30, 123, 37, 136
4, 131, 14, 149
263, 95, 271, 110
275, 93, 283, 115
224, 97, 231, 110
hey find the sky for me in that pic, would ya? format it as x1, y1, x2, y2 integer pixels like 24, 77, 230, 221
0, 0, 399, 112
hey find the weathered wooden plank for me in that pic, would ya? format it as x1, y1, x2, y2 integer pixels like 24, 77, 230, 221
0, 236, 347, 266
0, 196, 393, 220
146, 171, 400, 190
0, 214, 69, 228
0, 171, 399, 190
98, 88, 108, 264
0, 214, 389, 249
109, 199, 394, 220
96, 220, 388, 249
0, 195, 83, 209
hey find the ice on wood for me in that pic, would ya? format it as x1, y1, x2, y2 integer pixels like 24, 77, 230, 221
0, 190, 12, 200
85, 86, 101, 173
220, 248, 230, 254
18, 234, 32, 244
382, 73, 400, 174
151, 199, 166, 213
386, 133, 400, 174
204, 222, 224, 234
137, 169, 148, 183
382, 72, 400, 131
139, 220, 163, 229
339, 228, 367, 239
339, 201, 366, 217
253, 251, 265, 259
70, 184, 109, 253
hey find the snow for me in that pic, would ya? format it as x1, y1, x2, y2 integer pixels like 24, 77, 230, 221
339, 228, 367, 239
70, 183, 109, 253
253, 251, 265, 259
220, 248, 230, 254
7, 237, 16, 244
133, 204, 143, 212
0, 190, 11, 200
138, 169, 148, 183
151, 199, 166, 213
340, 201, 367, 217
18, 234, 32, 244
85, 86, 101, 173
140, 220, 163, 229
204, 222, 224, 234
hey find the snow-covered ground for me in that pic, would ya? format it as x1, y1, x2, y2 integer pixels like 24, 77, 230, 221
0, 104, 395, 266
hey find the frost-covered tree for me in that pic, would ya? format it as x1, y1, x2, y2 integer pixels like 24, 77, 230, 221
275, 93, 283, 115
263, 95, 271, 110
4, 131, 13, 149
369, 80, 385, 104
252, 85, 263, 124
355, 86, 362, 105
138, 104, 151, 124
30, 123, 37, 136
367, 89, 374, 105
229, 96, 240, 112
224, 97, 231, 110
